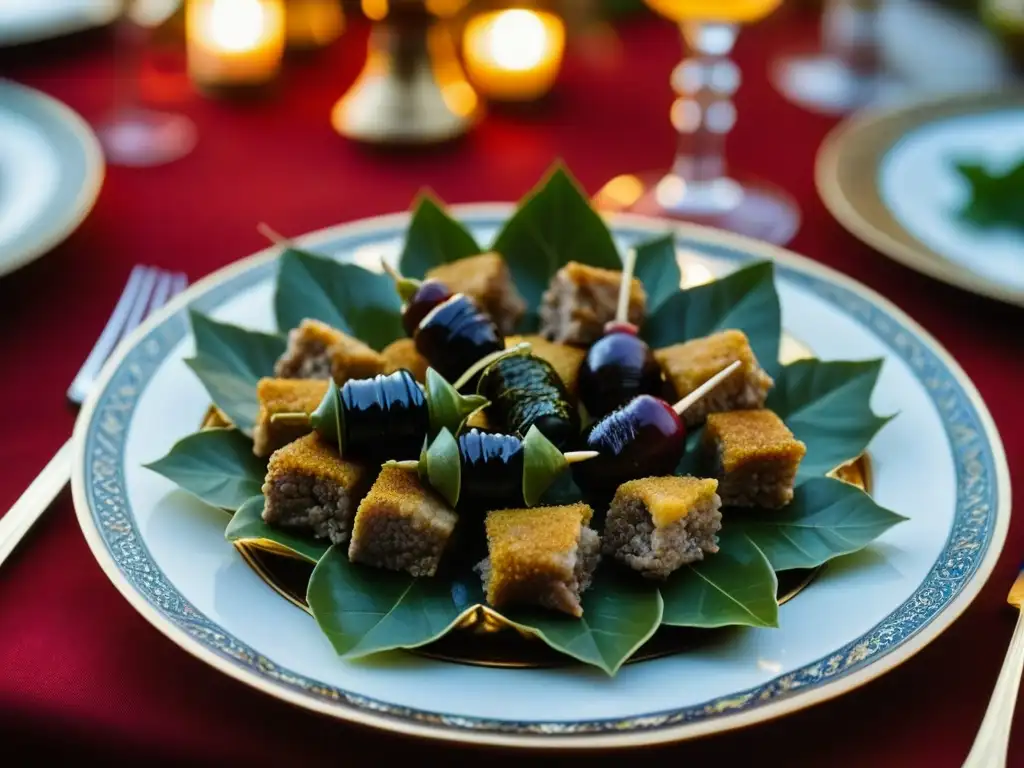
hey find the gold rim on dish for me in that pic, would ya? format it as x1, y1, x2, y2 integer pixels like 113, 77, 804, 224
816, 89, 1024, 308
69, 206, 1012, 749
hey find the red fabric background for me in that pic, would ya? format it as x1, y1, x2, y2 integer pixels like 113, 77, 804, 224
1, 10, 1022, 767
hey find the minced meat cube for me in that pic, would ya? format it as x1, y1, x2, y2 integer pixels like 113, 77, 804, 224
538, 261, 645, 346
380, 338, 429, 384
275, 318, 385, 385
252, 377, 329, 457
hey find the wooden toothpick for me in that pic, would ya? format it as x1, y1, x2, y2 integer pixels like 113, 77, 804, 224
672, 360, 742, 416
615, 248, 638, 324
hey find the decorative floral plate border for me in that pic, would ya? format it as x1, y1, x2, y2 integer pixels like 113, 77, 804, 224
71, 208, 1010, 748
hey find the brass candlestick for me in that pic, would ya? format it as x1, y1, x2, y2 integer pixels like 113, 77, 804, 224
331, 1, 482, 145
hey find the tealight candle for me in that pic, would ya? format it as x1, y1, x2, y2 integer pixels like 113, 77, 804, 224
284, 0, 344, 51
187, 0, 286, 92
461, 9, 566, 102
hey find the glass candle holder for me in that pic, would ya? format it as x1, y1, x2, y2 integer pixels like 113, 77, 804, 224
187, 0, 286, 94
462, 9, 566, 102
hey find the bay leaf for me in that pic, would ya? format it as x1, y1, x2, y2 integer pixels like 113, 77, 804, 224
183, 311, 286, 434
496, 569, 663, 676
729, 477, 907, 571
634, 233, 682, 313
224, 495, 329, 564
660, 528, 779, 629
642, 260, 782, 377
767, 358, 893, 479
274, 247, 404, 351
398, 194, 483, 278
144, 427, 265, 511
306, 546, 472, 658
491, 164, 622, 313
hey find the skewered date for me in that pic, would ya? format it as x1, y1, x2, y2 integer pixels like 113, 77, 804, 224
457, 429, 526, 509
415, 293, 505, 385
341, 370, 430, 461
402, 279, 452, 337
578, 324, 661, 418
478, 353, 580, 450
572, 395, 686, 495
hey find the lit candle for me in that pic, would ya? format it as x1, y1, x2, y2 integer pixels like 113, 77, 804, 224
187, 0, 286, 92
285, 0, 344, 51
462, 9, 566, 102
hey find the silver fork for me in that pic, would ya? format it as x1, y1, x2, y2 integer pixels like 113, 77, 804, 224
0, 265, 188, 567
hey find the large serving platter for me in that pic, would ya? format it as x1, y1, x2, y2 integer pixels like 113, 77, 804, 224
72, 207, 1009, 748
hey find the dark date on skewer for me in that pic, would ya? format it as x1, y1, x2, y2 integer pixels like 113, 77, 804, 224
478, 353, 579, 450
578, 321, 662, 418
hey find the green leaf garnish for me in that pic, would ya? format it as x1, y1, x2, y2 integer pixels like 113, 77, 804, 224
492, 164, 622, 314
642, 260, 782, 377
497, 570, 664, 676
634, 233, 682, 313
954, 157, 1024, 231
398, 194, 483, 278
521, 425, 568, 507
767, 358, 894, 479
274, 248, 404, 351
307, 545, 473, 658
425, 367, 488, 438
422, 427, 462, 507
183, 311, 286, 434
310, 378, 344, 448
660, 529, 779, 629
729, 478, 907, 571
144, 427, 265, 511
225, 495, 330, 563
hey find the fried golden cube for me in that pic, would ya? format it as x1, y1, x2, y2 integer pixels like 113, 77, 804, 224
252, 377, 330, 458
506, 334, 586, 397
538, 261, 646, 346
274, 318, 385, 385
476, 504, 600, 618
381, 337, 428, 383
427, 252, 526, 335
261, 433, 370, 544
702, 410, 806, 509
465, 408, 491, 431
604, 477, 722, 579
348, 465, 458, 577
654, 329, 774, 427
200, 405, 232, 430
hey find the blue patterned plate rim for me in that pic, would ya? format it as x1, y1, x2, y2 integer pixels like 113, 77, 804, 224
70, 206, 1011, 749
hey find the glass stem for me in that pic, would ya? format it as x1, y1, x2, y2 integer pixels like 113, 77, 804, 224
822, 0, 883, 76
670, 22, 739, 185
113, 6, 148, 116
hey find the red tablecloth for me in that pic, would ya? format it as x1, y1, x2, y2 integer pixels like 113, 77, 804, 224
1, 11, 1022, 767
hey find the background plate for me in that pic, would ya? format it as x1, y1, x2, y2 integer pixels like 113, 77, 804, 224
71, 208, 1010, 748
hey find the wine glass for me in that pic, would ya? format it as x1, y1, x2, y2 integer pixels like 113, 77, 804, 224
771, 0, 898, 114
96, 0, 197, 167
594, 0, 799, 246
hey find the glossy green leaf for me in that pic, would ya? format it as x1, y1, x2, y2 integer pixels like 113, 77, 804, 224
767, 358, 894, 479
954, 157, 1024, 231
144, 427, 265, 511
491, 164, 622, 313
310, 378, 343, 447
660, 528, 779, 629
307, 545, 472, 658
634, 234, 682, 313
521, 424, 568, 507
642, 260, 782, 377
398, 194, 483, 278
498, 569, 663, 675
274, 248, 404, 351
422, 427, 461, 507
184, 311, 287, 433
730, 477, 907, 571
224, 495, 329, 563
425, 367, 488, 438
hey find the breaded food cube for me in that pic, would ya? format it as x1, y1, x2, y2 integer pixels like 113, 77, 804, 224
381, 337, 428, 383
506, 334, 586, 397
252, 377, 330, 458
476, 503, 601, 618
538, 261, 645, 346
604, 476, 722, 579
348, 465, 458, 577
702, 410, 806, 509
465, 408, 491, 431
274, 318, 385, 385
426, 252, 526, 335
261, 433, 369, 544
200, 405, 232, 430
654, 329, 774, 427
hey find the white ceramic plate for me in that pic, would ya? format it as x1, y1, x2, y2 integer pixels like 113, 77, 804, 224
0, 0, 120, 47
0, 80, 104, 278
71, 209, 1010, 748
818, 91, 1024, 308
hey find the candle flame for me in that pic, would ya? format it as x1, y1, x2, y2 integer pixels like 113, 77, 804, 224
485, 10, 551, 72
208, 0, 268, 52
